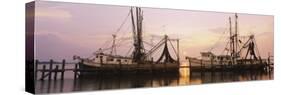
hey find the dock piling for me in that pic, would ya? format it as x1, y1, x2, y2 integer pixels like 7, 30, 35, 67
35, 60, 39, 80
54, 65, 59, 80
74, 64, 78, 80
48, 59, 53, 80
40, 65, 46, 81
61, 59, 65, 80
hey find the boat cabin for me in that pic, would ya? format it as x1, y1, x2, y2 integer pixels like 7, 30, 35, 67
216, 55, 231, 61
93, 53, 133, 64
200, 52, 216, 60
200, 52, 231, 61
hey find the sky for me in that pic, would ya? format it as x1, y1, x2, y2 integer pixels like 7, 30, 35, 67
34, 1, 273, 62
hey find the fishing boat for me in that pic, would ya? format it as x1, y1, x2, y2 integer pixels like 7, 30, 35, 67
73, 7, 180, 75
186, 13, 272, 72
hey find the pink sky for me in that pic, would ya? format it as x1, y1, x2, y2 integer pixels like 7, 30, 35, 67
34, 1, 273, 62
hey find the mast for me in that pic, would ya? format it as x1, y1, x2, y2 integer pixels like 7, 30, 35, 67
177, 39, 180, 65
110, 34, 117, 55
234, 13, 238, 64
131, 7, 145, 64
130, 7, 136, 44
235, 13, 238, 58
229, 17, 233, 56
229, 17, 234, 64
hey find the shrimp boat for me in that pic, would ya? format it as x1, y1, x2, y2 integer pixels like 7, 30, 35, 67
186, 14, 272, 72
73, 7, 180, 75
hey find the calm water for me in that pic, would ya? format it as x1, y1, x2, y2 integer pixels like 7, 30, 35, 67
35, 64, 273, 94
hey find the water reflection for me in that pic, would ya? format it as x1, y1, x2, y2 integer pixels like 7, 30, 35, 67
35, 67, 273, 94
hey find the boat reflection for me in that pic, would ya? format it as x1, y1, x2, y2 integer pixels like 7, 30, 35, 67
35, 67, 273, 94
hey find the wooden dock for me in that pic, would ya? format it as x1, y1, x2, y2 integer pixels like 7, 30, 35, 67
34, 59, 180, 81
35, 59, 80, 81
33, 58, 273, 81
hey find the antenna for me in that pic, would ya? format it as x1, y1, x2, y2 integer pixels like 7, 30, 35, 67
110, 34, 117, 55
229, 17, 233, 56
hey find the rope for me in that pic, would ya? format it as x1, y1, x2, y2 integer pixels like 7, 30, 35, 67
208, 27, 228, 52
220, 40, 230, 55
94, 10, 131, 55
253, 37, 261, 57
126, 46, 133, 57
168, 38, 178, 58
114, 10, 131, 35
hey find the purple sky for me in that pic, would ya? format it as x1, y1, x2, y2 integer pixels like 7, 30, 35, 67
34, 1, 273, 62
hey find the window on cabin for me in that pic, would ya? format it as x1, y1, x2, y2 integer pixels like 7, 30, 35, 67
106, 58, 114, 61
117, 59, 121, 62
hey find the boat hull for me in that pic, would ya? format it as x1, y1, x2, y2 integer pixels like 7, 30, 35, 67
78, 62, 180, 76
187, 58, 267, 72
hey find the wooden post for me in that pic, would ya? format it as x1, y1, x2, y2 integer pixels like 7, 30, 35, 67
211, 59, 213, 71
74, 64, 78, 79
268, 57, 270, 65
35, 60, 39, 80
54, 65, 59, 80
177, 39, 180, 67
40, 65, 46, 81
187, 57, 191, 69
150, 62, 153, 74
150, 75, 153, 87
220, 60, 223, 71
119, 61, 121, 73
211, 60, 215, 82
187, 58, 191, 76
200, 60, 203, 71
201, 60, 204, 78
48, 59, 53, 80
61, 59, 65, 80
100, 57, 103, 65
164, 62, 167, 72
267, 57, 270, 72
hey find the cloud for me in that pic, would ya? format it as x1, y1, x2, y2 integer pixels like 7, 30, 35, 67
35, 7, 72, 22
255, 32, 274, 57
35, 33, 92, 62
208, 27, 228, 34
